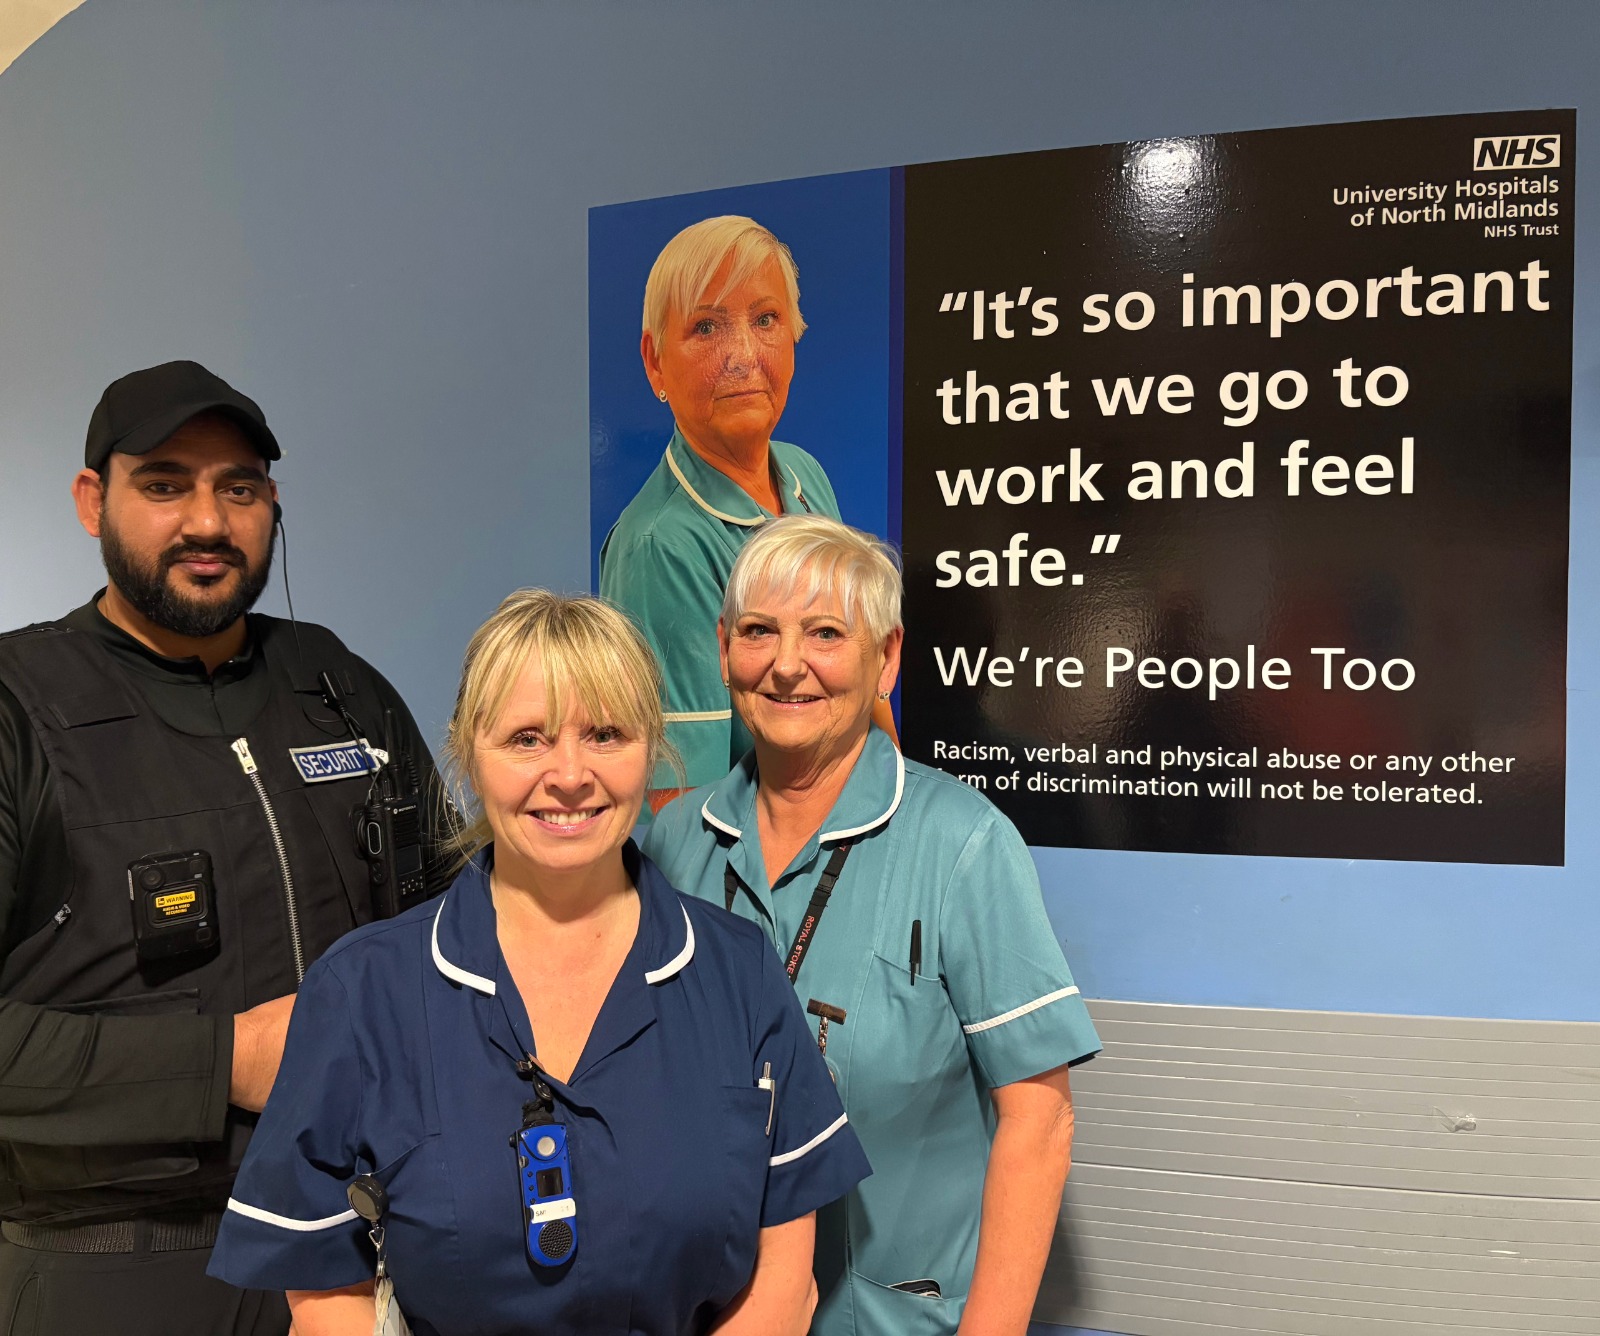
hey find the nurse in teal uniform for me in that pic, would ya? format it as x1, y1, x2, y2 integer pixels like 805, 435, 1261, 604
645, 516, 1101, 1336
599, 216, 894, 807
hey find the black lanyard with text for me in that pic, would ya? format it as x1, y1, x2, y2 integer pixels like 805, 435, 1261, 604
724, 841, 853, 985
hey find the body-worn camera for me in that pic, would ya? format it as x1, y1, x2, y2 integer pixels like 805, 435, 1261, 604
127, 850, 217, 962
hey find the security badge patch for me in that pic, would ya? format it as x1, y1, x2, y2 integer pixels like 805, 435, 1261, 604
288, 738, 388, 784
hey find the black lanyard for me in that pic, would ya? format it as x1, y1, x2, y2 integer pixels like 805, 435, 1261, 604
724, 841, 853, 985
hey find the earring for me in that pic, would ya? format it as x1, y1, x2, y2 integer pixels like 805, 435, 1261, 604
657, 390, 668, 402
877, 691, 891, 701
723, 679, 730, 689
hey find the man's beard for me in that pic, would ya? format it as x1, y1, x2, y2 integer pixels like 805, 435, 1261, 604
100, 517, 275, 640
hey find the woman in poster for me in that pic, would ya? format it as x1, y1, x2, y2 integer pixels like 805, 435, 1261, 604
644, 516, 1101, 1336
208, 590, 869, 1336
598, 215, 892, 806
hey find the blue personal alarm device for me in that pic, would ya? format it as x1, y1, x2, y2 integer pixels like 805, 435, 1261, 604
514, 1120, 578, 1266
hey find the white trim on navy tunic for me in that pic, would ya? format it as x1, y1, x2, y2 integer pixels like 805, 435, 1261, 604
225, 1198, 358, 1232
769, 1111, 850, 1168
431, 894, 496, 995
644, 908, 696, 984
430, 884, 696, 991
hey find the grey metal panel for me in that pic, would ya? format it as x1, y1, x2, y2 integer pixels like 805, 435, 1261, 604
1071, 1242, 1600, 1313
1076, 1073, 1600, 1124
1069, 1212, 1598, 1281
1084, 1055, 1597, 1099
1036, 1000, 1600, 1335
1085, 1000, 1600, 1044
1093, 1019, 1600, 1068
1067, 1161, 1600, 1231
1071, 1090, 1600, 1140
1065, 1199, 1600, 1266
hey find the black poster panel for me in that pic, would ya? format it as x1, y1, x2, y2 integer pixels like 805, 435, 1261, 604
900, 112, 1572, 864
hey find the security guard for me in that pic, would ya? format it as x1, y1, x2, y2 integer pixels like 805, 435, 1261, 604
0, 361, 451, 1335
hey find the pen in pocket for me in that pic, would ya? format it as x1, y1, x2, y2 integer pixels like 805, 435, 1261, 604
909, 919, 921, 985
758, 1061, 775, 1135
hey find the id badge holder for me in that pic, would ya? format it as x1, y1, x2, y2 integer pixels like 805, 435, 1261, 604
510, 1083, 577, 1266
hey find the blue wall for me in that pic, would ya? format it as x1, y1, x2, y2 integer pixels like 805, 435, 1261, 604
0, 0, 1595, 1106
6, 5, 1597, 1331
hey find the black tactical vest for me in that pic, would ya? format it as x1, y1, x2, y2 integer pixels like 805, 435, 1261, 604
0, 616, 389, 1221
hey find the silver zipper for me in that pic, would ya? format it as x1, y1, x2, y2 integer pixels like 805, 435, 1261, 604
232, 737, 305, 983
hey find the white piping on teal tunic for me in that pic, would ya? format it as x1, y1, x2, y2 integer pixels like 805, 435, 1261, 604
644, 727, 1102, 1336
663, 439, 812, 527
700, 745, 906, 846
598, 431, 842, 784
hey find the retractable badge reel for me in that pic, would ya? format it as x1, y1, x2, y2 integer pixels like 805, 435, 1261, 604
347, 1174, 413, 1335
510, 1075, 578, 1266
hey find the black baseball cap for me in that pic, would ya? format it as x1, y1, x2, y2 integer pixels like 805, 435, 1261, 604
85, 360, 281, 471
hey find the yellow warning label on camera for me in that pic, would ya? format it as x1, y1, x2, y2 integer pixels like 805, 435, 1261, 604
154, 889, 198, 915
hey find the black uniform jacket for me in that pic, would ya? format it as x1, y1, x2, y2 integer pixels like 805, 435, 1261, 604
0, 596, 451, 1225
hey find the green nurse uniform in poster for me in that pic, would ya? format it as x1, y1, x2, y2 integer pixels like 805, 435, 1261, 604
598, 429, 841, 787
644, 727, 1102, 1336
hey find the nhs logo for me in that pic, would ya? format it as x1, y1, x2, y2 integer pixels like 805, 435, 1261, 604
1473, 135, 1561, 170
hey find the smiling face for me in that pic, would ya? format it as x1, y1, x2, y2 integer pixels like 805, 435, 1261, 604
471, 649, 650, 884
642, 253, 796, 465
721, 579, 902, 765
74, 413, 278, 640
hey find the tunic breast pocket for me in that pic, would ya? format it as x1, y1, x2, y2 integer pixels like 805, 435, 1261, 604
706, 1085, 774, 1308
852, 952, 967, 1114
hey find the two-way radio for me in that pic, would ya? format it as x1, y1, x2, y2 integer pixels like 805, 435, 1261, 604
319, 673, 429, 920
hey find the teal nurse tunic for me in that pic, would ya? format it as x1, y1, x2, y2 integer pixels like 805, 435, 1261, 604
643, 728, 1102, 1336
598, 430, 840, 789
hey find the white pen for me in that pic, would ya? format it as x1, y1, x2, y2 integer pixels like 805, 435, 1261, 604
758, 1062, 775, 1135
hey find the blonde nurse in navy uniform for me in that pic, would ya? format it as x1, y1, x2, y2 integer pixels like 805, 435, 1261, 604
645, 516, 1100, 1336
210, 592, 869, 1336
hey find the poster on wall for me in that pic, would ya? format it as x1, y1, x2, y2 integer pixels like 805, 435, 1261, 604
591, 110, 1572, 865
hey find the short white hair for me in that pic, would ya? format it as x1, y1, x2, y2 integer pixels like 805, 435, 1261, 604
641, 215, 806, 349
722, 515, 902, 646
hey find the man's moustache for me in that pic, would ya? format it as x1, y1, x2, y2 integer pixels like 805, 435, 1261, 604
161, 544, 246, 569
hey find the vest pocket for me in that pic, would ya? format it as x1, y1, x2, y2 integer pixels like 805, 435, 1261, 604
52, 987, 200, 1017
2, 991, 203, 1192
2, 1144, 201, 1194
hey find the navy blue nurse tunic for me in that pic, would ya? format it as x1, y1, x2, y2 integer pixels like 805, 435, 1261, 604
207, 847, 870, 1336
